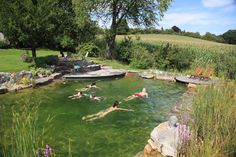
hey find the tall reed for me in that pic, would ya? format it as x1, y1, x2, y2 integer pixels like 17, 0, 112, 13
181, 83, 236, 157
1, 99, 45, 157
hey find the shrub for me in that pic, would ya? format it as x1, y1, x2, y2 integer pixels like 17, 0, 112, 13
77, 42, 100, 57
19, 77, 31, 85
130, 45, 154, 69
116, 36, 133, 63
215, 51, 236, 80
0, 40, 10, 49
30, 68, 52, 78
167, 46, 194, 71
36, 55, 58, 67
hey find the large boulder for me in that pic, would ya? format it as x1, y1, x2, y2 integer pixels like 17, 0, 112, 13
146, 116, 180, 157
10, 71, 32, 84
0, 72, 11, 84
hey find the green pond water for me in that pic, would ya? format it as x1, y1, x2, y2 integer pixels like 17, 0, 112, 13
0, 77, 186, 157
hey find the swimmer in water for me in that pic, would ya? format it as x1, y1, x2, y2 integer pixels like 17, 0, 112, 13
68, 91, 83, 99
76, 82, 99, 92
82, 101, 134, 121
124, 88, 148, 101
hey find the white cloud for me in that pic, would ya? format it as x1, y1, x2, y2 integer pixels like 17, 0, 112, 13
160, 12, 219, 27
202, 0, 235, 8
159, 12, 235, 35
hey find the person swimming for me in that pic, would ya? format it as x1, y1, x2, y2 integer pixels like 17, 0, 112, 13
68, 91, 83, 99
76, 82, 99, 92
124, 88, 148, 101
82, 101, 134, 121
89, 93, 102, 101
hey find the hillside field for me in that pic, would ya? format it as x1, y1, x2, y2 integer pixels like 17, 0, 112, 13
116, 34, 236, 53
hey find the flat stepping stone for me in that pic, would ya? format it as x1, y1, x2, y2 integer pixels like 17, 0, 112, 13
36, 77, 53, 85
139, 73, 154, 79
64, 69, 126, 79
50, 73, 62, 79
156, 76, 176, 82
175, 76, 216, 85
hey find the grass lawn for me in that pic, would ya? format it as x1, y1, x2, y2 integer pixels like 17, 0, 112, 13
0, 49, 58, 72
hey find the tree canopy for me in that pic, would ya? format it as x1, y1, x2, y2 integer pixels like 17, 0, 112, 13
75, 0, 173, 58
222, 30, 236, 45
0, 0, 96, 64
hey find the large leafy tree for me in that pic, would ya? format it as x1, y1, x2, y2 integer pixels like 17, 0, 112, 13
77, 0, 173, 58
0, 0, 85, 64
45, 0, 97, 57
0, 0, 59, 63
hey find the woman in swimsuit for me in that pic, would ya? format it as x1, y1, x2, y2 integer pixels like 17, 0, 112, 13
82, 101, 133, 121
124, 88, 148, 101
68, 91, 83, 99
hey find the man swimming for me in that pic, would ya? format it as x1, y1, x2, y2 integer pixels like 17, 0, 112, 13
82, 101, 134, 121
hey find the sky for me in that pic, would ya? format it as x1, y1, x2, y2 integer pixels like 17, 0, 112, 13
158, 0, 236, 35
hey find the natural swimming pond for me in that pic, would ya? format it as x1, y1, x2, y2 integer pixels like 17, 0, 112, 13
0, 77, 186, 157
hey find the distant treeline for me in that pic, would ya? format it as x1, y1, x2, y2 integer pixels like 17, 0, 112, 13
97, 24, 236, 45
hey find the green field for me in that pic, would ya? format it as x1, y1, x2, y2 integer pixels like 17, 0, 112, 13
0, 49, 58, 72
117, 34, 236, 52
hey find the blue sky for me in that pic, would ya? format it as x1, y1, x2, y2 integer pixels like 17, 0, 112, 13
159, 0, 236, 35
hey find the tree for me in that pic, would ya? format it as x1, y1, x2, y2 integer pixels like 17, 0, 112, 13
171, 26, 181, 33
0, 0, 56, 63
0, 0, 82, 64
117, 19, 129, 35
77, 0, 173, 58
47, 0, 98, 57
222, 30, 236, 44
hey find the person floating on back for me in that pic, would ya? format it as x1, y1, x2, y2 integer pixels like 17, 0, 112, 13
124, 88, 148, 101
76, 82, 99, 92
82, 101, 134, 121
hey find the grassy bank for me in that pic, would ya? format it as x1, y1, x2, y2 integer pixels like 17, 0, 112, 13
180, 83, 236, 157
0, 49, 58, 72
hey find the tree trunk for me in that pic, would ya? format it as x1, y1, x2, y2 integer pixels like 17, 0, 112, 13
106, 0, 118, 59
106, 34, 116, 59
32, 47, 37, 64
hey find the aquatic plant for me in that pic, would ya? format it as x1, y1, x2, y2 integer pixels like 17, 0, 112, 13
0, 98, 53, 157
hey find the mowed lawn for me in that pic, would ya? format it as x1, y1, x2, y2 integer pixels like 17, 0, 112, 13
117, 34, 236, 52
0, 49, 58, 72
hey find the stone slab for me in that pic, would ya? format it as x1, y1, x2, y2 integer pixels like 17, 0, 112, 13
175, 76, 216, 85
64, 69, 126, 80
36, 77, 53, 85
